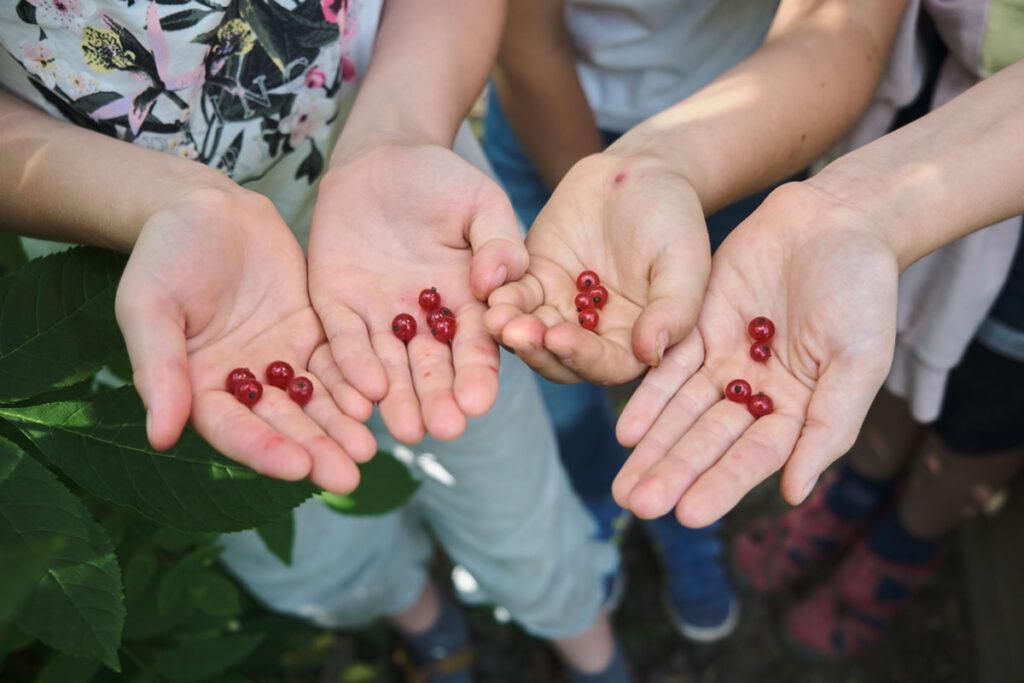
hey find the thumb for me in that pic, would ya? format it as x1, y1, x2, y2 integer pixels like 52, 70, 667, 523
632, 244, 710, 367
467, 188, 529, 301
115, 289, 192, 452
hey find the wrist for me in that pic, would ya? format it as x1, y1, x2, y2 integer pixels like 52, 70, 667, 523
607, 125, 712, 211
127, 165, 242, 249
331, 108, 456, 168
803, 159, 913, 269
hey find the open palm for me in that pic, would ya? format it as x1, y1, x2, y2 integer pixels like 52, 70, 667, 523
613, 185, 898, 527
116, 189, 376, 494
485, 153, 711, 384
308, 145, 527, 444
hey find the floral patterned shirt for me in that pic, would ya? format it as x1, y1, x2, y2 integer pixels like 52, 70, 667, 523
0, 0, 383, 242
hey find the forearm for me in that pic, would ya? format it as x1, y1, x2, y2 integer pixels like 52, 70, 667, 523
332, 0, 506, 163
610, 0, 908, 214
493, 0, 603, 188
808, 59, 1024, 270
0, 92, 237, 252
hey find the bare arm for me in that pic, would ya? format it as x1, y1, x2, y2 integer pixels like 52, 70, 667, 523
610, 0, 910, 214
332, 0, 507, 162
808, 57, 1024, 270
492, 0, 603, 189
0, 91, 237, 252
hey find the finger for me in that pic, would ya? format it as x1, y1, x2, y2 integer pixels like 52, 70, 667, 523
780, 356, 888, 505
616, 331, 706, 448
252, 386, 362, 493
451, 305, 501, 417
611, 370, 720, 507
626, 399, 752, 520
371, 331, 426, 444
407, 331, 466, 442
501, 311, 582, 384
308, 344, 374, 421
632, 239, 710, 367
484, 303, 524, 343
115, 294, 192, 451
321, 301, 388, 403
300, 375, 378, 464
486, 274, 545, 316
468, 188, 529, 299
192, 391, 312, 481
543, 321, 646, 384
677, 410, 803, 528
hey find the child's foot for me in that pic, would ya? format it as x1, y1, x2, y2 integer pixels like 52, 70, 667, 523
785, 512, 942, 660
393, 593, 474, 683
645, 516, 739, 642
733, 465, 889, 594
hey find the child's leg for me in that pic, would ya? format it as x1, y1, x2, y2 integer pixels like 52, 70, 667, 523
376, 351, 628, 680
218, 496, 433, 628
786, 338, 1024, 660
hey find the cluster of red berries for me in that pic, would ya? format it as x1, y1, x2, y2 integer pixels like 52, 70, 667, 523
724, 316, 777, 418
226, 361, 313, 408
574, 270, 608, 331
392, 287, 457, 344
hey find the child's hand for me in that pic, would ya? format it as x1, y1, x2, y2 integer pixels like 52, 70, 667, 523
484, 153, 711, 384
613, 184, 898, 527
307, 144, 527, 444
115, 188, 376, 493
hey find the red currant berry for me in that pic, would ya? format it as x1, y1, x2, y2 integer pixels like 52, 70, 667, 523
287, 376, 314, 407
725, 379, 752, 403
432, 316, 457, 343
574, 292, 593, 311
748, 392, 773, 418
234, 379, 263, 407
588, 285, 609, 309
576, 270, 600, 291
750, 341, 772, 363
265, 360, 294, 389
426, 306, 455, 329
392, 313, 417, 342
578, 307, 599, 330
748, 316, 776, 341
419, 287, 442, 311
226, 367, 255, 393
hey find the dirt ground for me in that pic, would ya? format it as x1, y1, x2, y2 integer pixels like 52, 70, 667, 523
329, 473, 975, 683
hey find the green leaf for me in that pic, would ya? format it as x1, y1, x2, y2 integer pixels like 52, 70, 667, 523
255, 512, 294, 565
124, 582, 192, 641
0, 232, 27, 276
0, 247, 127, 403
157, 564, 187, 616
0, 437, 124, 670
34, 652, 101, 683
123, 550, 158, 601
187, 571, 240, 617
0, 386, 316, 532
153, 633, 265, 682
318, 451, 419, 516
0, 537, 62, 623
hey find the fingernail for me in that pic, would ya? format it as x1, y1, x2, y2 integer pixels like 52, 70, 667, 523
654, 330, 669, 367
488, 264, 508, 291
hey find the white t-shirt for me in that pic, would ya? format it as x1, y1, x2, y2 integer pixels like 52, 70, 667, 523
567, 0, 779, 131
